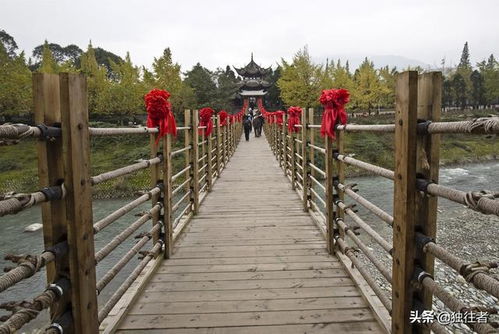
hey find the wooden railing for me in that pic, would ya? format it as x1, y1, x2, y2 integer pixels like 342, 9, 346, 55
0, 73, 242, 333
264, 71, 499, 334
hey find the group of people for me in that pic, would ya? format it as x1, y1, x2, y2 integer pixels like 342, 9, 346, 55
243, 108, 264, 141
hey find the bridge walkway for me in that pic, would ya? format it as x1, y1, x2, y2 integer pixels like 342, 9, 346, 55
113, 133, 385, 333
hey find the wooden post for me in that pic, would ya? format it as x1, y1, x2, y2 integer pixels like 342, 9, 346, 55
191, 109, 200, 213
335, 118, 345, 241
282, 114, 288, 175
34, 73, 70, 324
309, 108, 315, 178
207, 117, 214, 192
59, 73, 99, 333
216, 115, 222, 176
325, 135, 335, 254
149, 129, 161, 245
290, 132, 297, 190
184, 110, 192, 192
162, 132, 173, 258
301, 109, 309, 211
392, 71, 419, 334
415, 72, 442, 329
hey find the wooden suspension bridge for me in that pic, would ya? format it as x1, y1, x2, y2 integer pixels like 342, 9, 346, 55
0, 72, 498, 334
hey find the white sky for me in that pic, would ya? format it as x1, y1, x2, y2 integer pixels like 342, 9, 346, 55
1, 0, 498, 71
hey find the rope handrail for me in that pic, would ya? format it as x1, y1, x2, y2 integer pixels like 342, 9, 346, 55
0, 278, 68, 334
336, 237, 392, 312
294, 152, 303, 161
91, 156, 162, 185
308, 162, 326, 178
309, 174, 326, 192
426, 117, 499, 134
417, 233, 499, 299
335, 154, 395, 180
89, 127, 158, 136
336, 124, 396, 133
199, 164, 207, 175
415, 268, 497, 334
0, 185, 66, 217
173, 202, 192, 228
308, 124, 321, 128
93, 186, 161, 234
172, 190, 191, 212
0, 123, 61, 140
172, 178, 191, 197
94, 204, 161, 263
171, 165, 191, 183
307, 143, 326, 154
422, 182, 499, 216
310, 200, 326, 222
337, 183, 394, 226
336, 200, 392, 253
171, 145, 191, 157
336, 218, 392, 283
198, 154, 207, 163
97, 242, 162, 323
96, 224, 160, 293
310, 188, 326, 207
198, 140, 207, 146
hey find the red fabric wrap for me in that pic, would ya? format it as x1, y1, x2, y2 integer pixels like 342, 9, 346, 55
199, 107, 214, 136
319, 88, 349, 139
219, 110, 228, 126
273, 111, 284, 125
145, 89, 177, 143
287, 106, 302, 133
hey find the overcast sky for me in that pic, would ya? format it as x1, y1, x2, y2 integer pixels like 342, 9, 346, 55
2, 0, 498, 71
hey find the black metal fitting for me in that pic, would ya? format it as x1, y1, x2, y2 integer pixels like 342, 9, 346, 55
415, 232, 434, 251
332, 149, 340, 160
333, 194, 341, 205
40, 185, 64, 201
413, 266, 433, 284
156, 152, 164, 161
44, 241, 69, 260
416, 175, 433, 194
47, 278, 70, 299
332, 176, 340, 187
36, 123, 62, 140
47, 311, 72, 334
416, 119, 432, 135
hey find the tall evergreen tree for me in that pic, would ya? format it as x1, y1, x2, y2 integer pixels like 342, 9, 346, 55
38, 40, 58, 74
80, 42, 110, 114
353, 58, 380, 114
477, 54, 499, 106
452, 73, 467, 109
184, 63, 217, 108
214, 65, 240, 111
470, 70, 485, 108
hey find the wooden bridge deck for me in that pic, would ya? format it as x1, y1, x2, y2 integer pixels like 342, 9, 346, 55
111, 134, 385, 333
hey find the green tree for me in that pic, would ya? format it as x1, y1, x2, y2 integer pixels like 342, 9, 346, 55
353, 58, 380, 114
277, 46, 323, 108
265, 66, 284, 110
442, 78, 453, 109
378, 66, 397, 109
38, 40, 58, 74
184, 63, 217, 108
80, 42, 110, 114
213, 65, 240, 111
452, 73, 467, 109
0, 45, 32, 118
0, 29, 18, 58
455, 42, 473, 105
477, 54, 499, 106
470, 70, 485, 108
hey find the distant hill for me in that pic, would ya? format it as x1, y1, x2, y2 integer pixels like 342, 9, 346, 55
318, 55, 431, 70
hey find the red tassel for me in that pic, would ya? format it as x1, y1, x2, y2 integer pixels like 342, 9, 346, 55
287, 106, 302, 133
145, 89, 176, 143
219, 110, 228, 126
199, 107, 214, 136
319, 89, 349, 139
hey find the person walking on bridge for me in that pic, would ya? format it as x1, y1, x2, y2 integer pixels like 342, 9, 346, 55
243, 114, 253, 141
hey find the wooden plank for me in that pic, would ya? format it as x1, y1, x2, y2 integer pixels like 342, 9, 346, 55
33, 73, 69, 322
59, 73, 99, 333
415, 72, 442, 326
117, 322, 383, 334
156, 262, 340, 274
169, 249, 329, 259
129, 296, 367, 314
392, 70, 419, 334
154, 255, 336, 266
151, 269, 348, 282
119, 308, 375, 329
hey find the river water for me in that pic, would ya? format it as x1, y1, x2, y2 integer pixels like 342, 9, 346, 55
0, 161, 497, 332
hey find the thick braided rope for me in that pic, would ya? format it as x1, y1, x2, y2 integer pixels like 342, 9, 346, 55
0, 124, 38, 139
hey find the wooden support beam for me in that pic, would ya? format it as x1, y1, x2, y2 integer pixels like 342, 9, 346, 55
335, 117, 345, 242
162, 132, 173, 258
207, 116, 214, 192
290, 132, 297, 190
324, 134, 335, 255
282, 114, 287, 173
308, 108, 315, 179
34, 73, 70, 324
392, 71, 419, 334
216, 115, 222, 176
191, 109, 200, 214
150, 126, 161, 244
301, 109, 309, 212
59, 73, 99, 333
415, 72, 442, 332
184, 110, 192, 192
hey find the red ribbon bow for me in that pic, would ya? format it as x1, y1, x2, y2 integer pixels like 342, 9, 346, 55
145, 89, 177, 143
287, 106, 302, 133
319, 88, 349, 139
273, 111, 284, 126
199, 107, 214, 136
219, 110, 228, 126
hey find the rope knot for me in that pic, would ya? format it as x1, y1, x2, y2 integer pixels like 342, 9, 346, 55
3, 254, 43, 274
460, 261, 498, 283
464, 190, 499, 214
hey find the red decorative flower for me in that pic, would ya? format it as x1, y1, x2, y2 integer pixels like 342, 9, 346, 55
199, 107, 214, 136
219, 110, 228, 126
287, 106, 302, 133
319, 88, 349, 139
145, 89, 176, 143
